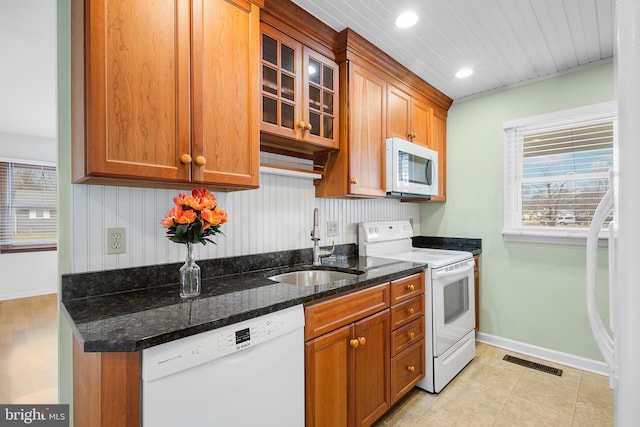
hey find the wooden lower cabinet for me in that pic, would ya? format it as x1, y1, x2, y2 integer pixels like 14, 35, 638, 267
305, 273, 426, 426
391, 338, 425, 404
305, 309, 390, 427
305, 324, 351, 427
73, 338, 140, 426
353, 310, 391, 426
388, 273, 426, 405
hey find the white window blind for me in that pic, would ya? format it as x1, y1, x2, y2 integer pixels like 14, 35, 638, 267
503, 102, 616, 244
0, 162, 58, 251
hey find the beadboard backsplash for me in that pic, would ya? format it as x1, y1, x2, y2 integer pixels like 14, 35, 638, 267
71, 172, 420, 273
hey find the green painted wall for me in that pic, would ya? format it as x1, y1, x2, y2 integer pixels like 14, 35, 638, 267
57, 0, 73, 415
421, 63, 615, 361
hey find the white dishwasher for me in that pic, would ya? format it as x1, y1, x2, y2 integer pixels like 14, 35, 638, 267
141, 304, 305, 427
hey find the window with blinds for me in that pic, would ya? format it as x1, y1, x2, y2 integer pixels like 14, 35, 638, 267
0, 162, 57, 252
503, 102, 616, 243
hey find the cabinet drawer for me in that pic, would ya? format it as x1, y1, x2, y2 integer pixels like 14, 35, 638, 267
390, 295, 424, 330
390, 273, 424, 305
391, 339, 425, 404
390, 316, 424, 357
304, 283, 390, 341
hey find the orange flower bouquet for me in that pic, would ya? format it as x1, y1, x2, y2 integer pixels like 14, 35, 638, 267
161, 188, 228, 245
161, 188, 227, 298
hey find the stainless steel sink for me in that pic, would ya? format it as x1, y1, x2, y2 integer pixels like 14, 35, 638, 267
269, 270, 359, 286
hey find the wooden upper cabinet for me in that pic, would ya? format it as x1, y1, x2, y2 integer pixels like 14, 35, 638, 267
72, 0, 260, 189
191, 0, 260, 187
260, 25, 302, 142
430, 106, 447, 202
409, 97, 432, 148
315, 61, 387, 198
347, 63, 387, 197
260, 23, 339, 153
387, 83, 432, 148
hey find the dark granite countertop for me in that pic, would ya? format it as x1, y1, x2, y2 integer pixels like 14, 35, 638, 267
61, 245, 426, 353
412, 236, 482, 256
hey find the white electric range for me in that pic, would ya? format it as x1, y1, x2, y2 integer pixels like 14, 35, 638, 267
359, 220, 476, 393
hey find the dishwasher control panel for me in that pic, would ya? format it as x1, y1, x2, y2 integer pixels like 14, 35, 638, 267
217, 317, 283, 352
142, 305, 304, 382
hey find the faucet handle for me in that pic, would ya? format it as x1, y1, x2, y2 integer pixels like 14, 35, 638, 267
319, 240, 335, 258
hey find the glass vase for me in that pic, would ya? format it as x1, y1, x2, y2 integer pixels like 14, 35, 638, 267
180, 242, 201, 298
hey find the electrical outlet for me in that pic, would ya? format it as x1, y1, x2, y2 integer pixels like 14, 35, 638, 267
327, 221, 338, 237
106, 227, 126, 255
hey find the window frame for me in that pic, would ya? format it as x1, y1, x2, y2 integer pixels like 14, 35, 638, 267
0, 160, 58, 254
502, 101, 616, 246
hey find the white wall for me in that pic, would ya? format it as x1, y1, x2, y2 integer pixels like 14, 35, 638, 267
71, 172, 421, 273
0, 1, 57, 139
0, 0, 58, 300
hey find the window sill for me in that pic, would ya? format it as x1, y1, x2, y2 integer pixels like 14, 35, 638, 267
502, 227, 609, 247
0, 244, 57, 254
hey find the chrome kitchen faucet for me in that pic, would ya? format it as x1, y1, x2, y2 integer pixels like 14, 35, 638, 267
311, 208, 334, 265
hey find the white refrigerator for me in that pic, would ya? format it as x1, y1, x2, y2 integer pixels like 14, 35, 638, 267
586, 1, 640, 425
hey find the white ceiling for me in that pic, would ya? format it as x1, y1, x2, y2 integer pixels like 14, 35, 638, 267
0, 1, 614, 140
291, 0, 615, 102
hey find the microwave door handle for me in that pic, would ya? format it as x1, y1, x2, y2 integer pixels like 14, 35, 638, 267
426, 159, 432, 185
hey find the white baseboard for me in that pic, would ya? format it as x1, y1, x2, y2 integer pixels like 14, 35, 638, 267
0, 288, 57, 301
476, 332, 610, 376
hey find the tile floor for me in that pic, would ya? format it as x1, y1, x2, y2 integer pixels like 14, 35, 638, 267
375, 342, 614, 427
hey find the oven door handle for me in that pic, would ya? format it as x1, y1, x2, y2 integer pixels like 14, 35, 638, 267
431, 262, 474, 280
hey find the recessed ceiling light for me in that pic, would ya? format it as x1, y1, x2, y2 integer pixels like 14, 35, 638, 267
395, 11, 418, 29
455, 68, 474, 78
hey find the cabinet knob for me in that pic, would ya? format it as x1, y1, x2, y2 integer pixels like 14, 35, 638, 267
358, 337, 366, 346
195, 156, 206, 166
350, 339, 359, 349
407, 284, 415, 292
407, 365, 415, 373
298, 121, 306, 129
406, 307, 415, 316
407, 331, 415, 340
305, 122, 312, 131
350, 178, 358, 184
180, 154, 192, 164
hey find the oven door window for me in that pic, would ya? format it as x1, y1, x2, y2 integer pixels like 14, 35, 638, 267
432, 266, 475, 357
443, 279, 469, 323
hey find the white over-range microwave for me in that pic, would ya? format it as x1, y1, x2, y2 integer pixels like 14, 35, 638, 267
385, 137, 438, 199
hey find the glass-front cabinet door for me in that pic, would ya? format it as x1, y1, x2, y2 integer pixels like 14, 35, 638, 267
261, 25, 301, 141
303, 49, 339, 149
260, 24, 339, 151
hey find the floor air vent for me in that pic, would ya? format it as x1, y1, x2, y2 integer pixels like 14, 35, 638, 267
503, 355, 563, 376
